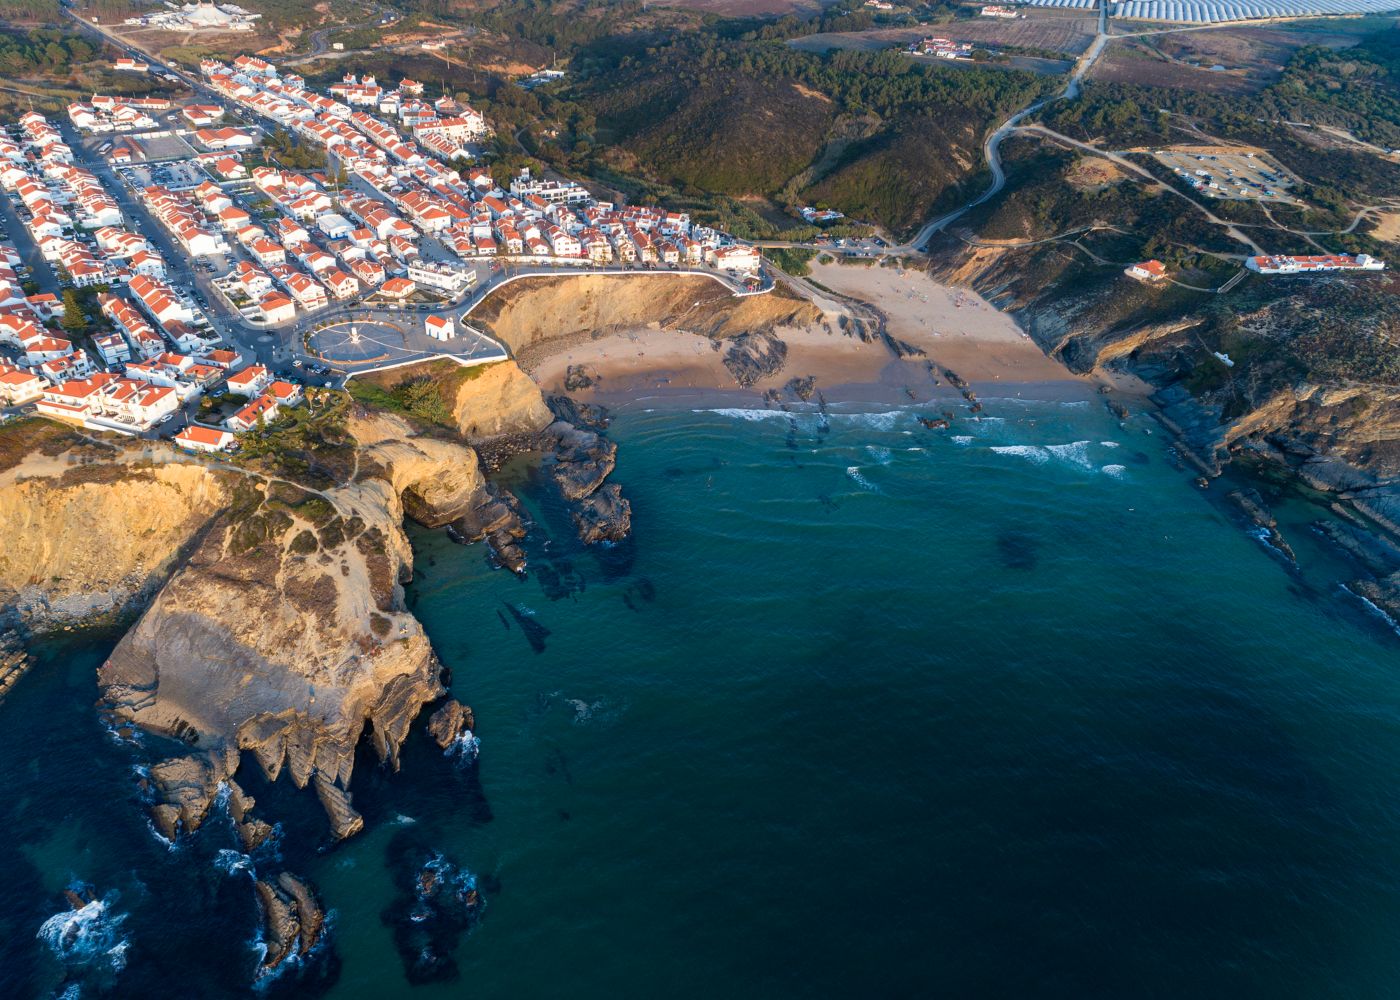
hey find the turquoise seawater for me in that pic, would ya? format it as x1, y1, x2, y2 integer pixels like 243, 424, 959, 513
5, 390, 1400, 998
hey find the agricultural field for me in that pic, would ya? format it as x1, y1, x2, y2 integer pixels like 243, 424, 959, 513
1090, 39, 1266, 93
1092, 17, 1388, 94
651, 0, 827, 14
790, 12, 1099, 57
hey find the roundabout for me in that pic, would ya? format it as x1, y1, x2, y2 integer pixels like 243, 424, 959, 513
306, 318, 413, 367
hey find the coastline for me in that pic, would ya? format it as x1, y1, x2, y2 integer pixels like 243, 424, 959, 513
521, 260, 1148, 411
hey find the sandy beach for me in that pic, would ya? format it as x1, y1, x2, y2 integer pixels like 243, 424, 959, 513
523, 259, 1145, 408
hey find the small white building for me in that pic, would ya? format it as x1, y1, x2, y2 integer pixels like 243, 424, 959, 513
226, 363, 271, 397
425, 314, 454, 341
175, 423, 236, 453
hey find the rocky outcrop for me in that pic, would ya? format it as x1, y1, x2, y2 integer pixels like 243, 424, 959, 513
542, 420, 633, 546
383, 838, 486, 985
0, 630, 33, 703
225, 778, 274, 852
92, 420, 490, 844
146, 754, 224, 842
1313, 517, 1400, 626
446, 483, 528, 575
546, 394, 610, 432
724, 330, 788, 388
254, 873, 326, 979
426, 699, 475, 750
564, 364, 600, 391
549, 421, 616, 501
573, 483, 632, 545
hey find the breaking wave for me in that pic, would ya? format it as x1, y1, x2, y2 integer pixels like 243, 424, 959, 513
865, 445, 893, 465
989, 445, 1050, 466
1044, 441, 1094, 469
699, 407, 790, 423
1101, 464, 1127, 479
845, 467, 879, 492
215, 849, 254, 877
990, 441, 1108, 472
445, 730, 481, 764
951, 435, 974, 446
1341, 584, 1400, 638
830, 410, 905, 431
38, 890, 130, 978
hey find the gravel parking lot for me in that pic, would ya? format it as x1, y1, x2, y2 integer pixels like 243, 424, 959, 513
1154, 148, 1300, 204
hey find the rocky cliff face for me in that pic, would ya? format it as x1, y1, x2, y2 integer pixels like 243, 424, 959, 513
0, 455, 231, 628
449, 360, 554, 441
468, 273, 821, 357
95, 421, 485, 842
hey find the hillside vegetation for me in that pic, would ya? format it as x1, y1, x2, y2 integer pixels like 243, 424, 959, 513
571, 39, 1051, 235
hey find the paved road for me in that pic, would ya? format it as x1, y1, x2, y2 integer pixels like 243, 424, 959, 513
906, 0, 1110, 252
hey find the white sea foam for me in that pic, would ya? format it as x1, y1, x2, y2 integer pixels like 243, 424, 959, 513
1100, 441, 1120, 449
446, 729, 481, 763
990, 445, 1050, 465
951, 435, 974, 446
830, 410, 905, 431
846, 467, 879, 491
394, 814, 418, 826
1341, 584, 1400, 637
991, 441, 1101, 471
38, 893, 130, 975
1101, 464, 1127, 479
699, 407, 789, 423
215, 849, 253, 877
865, 445, 893, 465
1044, 441, 1093, 469
145, 820, 178, 852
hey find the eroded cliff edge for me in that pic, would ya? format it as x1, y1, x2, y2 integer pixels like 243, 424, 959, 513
1, 358, 626, 853
98, 418, 481, 842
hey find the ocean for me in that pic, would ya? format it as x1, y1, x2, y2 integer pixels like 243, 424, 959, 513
5, 389, 1400, 998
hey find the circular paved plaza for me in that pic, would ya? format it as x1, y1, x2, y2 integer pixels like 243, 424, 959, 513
307, 319, 412, 366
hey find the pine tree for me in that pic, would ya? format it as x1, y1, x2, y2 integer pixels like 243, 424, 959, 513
60, 289, 87, 334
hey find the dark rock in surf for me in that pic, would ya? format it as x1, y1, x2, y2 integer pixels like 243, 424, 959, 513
446, 482, 529, 576
563, 364, 599, 391
383, 838, 486, 986
427, 699, 476, 751
784, 376, 817, 401
1229, 489, 1297, 564
0, 630, 32, 703
253, 872, 326, 980
547, 394, 611, 431
572, 483, 632, 545
723, 330, 788, 387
